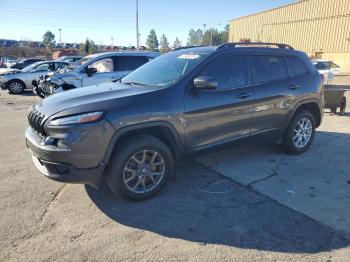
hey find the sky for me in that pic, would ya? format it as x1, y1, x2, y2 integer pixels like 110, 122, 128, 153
0, 0, 295, 46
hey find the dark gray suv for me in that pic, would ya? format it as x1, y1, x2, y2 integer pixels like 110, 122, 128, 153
26, 43, 324, 200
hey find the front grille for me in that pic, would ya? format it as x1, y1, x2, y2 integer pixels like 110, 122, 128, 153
28, 107, 45, 136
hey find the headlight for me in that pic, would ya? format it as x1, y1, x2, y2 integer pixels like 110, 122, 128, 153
48, 112, 104, 126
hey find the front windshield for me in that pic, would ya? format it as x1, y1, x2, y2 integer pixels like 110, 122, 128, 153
121, 51, 209, 87
68, 56, 92, 69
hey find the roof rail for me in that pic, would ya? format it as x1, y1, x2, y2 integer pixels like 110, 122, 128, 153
172, 45, 204, 51
217, 42, 294, 50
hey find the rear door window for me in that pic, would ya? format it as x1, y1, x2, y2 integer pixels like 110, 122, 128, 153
331, 63, 340, 69
285, 57, 308, 77
252, 55, 288, 83
115, 56, 149, 71
34, 63, 53, 71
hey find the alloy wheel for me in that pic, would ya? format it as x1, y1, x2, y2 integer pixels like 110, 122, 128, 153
293, 118, 313, 148
123, 150, 165, 194
10, 81, 23, 93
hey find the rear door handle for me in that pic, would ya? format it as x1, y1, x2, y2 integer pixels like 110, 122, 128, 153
288, 84, 300, 89
236, 92, 252, 99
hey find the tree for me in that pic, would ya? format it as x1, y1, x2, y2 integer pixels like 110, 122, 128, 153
81, 38, 96, 54
42, 31, 55, 48
173, 37, 182, 49
89, 40, 96, 53
222, 24, 230, 43
187, 29, 203, 46
159, 34, 170, 52
146, 29, 159, 51
199, 25, 230, 46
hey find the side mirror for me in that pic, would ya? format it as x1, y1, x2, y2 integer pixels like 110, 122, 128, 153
193, 76, 218, 90
87, 67, 97, 77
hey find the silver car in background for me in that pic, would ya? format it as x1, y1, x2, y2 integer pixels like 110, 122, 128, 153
49, 52, 159, 94
56, 56, 83, 63
0, 61, 69, 94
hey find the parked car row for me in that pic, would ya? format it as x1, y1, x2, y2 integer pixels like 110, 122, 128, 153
0, 61, 70, 93
1, 52, 159, 96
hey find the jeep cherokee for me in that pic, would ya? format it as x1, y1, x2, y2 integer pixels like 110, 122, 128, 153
25, 43, 324, 200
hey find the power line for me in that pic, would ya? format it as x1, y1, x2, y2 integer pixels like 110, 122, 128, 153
0, 6, 228, 22
0, 21, 191, 33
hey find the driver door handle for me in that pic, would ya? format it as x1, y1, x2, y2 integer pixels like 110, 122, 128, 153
288, 84, 300, 89
236, 92, 252, 99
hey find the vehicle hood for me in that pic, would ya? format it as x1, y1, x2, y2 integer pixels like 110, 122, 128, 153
0, 68, 20, 75
35, 81, 160, 117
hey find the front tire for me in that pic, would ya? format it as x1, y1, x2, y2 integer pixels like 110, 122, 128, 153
8, 80, 25, 94
105, 135, 174, 200
282, 110, 316, 154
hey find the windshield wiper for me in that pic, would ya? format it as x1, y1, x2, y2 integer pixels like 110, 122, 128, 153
112, 78, 122, 83
122, 81, 148, 86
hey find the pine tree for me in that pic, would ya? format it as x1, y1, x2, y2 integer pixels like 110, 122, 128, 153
81, 38, 96, 54
159, 34, 170, 52
146, 29, 159, 51
187, 29, 203, 46
173, 37, 182, 49
42, 31, 55, 48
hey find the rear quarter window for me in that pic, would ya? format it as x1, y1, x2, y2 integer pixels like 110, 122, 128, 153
252, 55, 288, 83
286, 57, 309, 77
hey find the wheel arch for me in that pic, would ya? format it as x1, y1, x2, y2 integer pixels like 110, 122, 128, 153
103, 121, 184, 165
289, 99, 322, 128
6, 79, 27, 90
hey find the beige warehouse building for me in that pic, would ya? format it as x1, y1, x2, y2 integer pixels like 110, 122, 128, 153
229, 0, 350, 72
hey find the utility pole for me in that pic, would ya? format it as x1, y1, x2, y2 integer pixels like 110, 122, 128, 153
58, 28, 62, 43
136, 0, 140, 51
202, 24, 207, 45
210, 29, 213, 46
210, 23, 221, 46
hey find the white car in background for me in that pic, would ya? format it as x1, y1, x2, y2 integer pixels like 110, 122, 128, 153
49, 52, 159, 94
312, 60, 341, 83
4, 59, 18, 68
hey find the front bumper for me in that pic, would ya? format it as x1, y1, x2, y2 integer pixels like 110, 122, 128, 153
0, 80, 7, 89
30, 154, 103, 187
25, 120, 115, 187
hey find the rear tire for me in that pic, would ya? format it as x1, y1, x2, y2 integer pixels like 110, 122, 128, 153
330, 106, 337, 114
8, 80, 25, 94
282, 110, 316, 154
340, 97, 346, 116
105, 135, 174, 200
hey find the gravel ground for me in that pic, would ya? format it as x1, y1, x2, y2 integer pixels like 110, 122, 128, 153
0, 90, 349, 262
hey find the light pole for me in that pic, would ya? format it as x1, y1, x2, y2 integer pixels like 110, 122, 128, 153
136, 0, 140, 51
111, 37, 114, 47
202, 24, 207, 45
58, 28, 62, 43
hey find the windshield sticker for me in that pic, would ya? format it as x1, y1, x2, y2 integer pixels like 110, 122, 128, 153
178, 54, 200, 60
